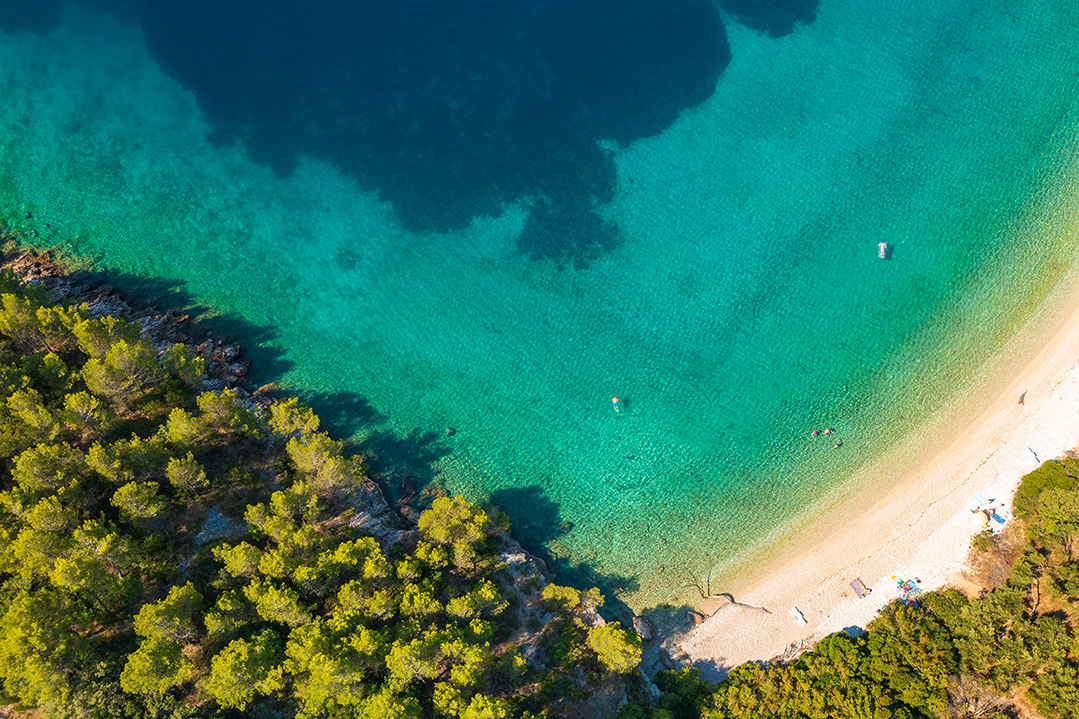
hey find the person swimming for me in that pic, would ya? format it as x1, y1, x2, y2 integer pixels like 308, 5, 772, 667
612, 396, 620, 412
811, 429, 820, 437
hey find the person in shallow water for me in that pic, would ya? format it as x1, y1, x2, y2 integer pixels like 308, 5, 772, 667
811, 429, 820, 437
612, 396, 620, 412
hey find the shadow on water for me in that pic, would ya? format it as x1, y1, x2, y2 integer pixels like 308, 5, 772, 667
358, 428, 453, 502
298, 390, 384, 438
67, 265, 294, 383
490, 485, 639, 621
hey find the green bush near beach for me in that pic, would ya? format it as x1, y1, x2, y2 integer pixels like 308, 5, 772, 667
634, 459, 1079, 719
0, 271, 636, 719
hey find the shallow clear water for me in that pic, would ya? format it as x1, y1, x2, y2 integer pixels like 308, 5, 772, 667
2, 0, 1079, 608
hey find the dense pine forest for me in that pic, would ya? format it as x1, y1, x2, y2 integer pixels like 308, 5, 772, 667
0, 259, 640, 718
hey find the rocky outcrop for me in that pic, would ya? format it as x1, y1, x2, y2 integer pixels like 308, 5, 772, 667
633, 614, 656, 641
193, 506, 247, 549
499, 536, 560, 669
658, 646, 691, 670
342, 477, 414, 549
1, 251, 265, 405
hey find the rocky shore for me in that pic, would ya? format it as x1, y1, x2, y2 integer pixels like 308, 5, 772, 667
2, 251, 256, 394
1, 248, 633, 716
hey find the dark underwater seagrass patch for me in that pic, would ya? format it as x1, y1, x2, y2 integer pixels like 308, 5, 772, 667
2, 0, 820, 265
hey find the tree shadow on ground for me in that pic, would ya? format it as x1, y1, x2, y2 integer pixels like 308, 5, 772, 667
634, 601, 724, 676
644, 601, 703, 637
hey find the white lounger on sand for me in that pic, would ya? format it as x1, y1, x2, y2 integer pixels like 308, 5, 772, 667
789, 607, 807, 626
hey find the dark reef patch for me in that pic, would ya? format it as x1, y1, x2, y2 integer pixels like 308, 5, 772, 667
0, 0, 822, 266
129, 0, 729, 266
0, 2, 65, 33
719, 0, 819, 38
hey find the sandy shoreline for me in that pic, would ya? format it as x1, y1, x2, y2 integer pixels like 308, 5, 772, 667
663, 264, 1079, 680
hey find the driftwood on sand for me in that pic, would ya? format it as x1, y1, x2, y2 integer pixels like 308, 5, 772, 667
707, 592, 772, 616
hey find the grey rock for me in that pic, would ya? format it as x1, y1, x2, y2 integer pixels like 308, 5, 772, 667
194, 506, 245, 549
632, 615, 656, 641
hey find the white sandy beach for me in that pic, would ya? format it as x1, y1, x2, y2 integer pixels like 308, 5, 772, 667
667, 270, 1079, 680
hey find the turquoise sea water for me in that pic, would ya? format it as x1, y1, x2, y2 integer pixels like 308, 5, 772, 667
2, 0, 1079, 609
